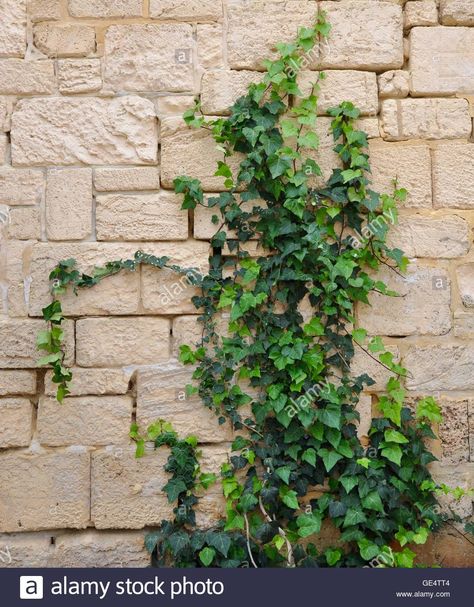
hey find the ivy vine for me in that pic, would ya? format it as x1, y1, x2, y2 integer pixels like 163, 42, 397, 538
38, 12, 472, 567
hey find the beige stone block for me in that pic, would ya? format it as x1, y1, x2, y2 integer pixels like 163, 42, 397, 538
410, 27, 474, 95
369, 142, 432, 208
199, 444, 230, 477
0, 0, 26, 58
405, 344, 474, 391
11, 96, 158, 166
0, 59, 55, 94
201, 70, 261, 115
404, 1, 438, 27
193, 197, 263, 240
76, 317, 170, 367
0, 370, 36, 396
415, 526, 474, 566
34, 23, 96, 58
319, 1, 403, 70
28, 243, 142, 317
195, 492, 226, 529
58, 59, 102, 94
356, 393, 372, 440
0, 168, 43, 206
155, 95, 195, 118
104, 24, 194, 93
45, 368, 131, 397
4, 239, 35, 318
0, 132, 6, 163
377, 70, 410, 98
161, 117, 242, 190
381, 98, 471, 140
429, 463, 473, 519
96, 193, 188, 241
357, 265, 451, 336
350, 345, 400, 392
0, 96, 13, 131
137, 362, 233, 442
470, 401, 474, 460
387, 213, 470, 258
29, 0, 62, 22
7, 207, 41, 240
0, 532, 53, 567
440, 0, 474, 25
172, 315, 202, 356
150, 0, 222, 20
37, 395, 133, 446
0, 450, 90, 532
436, 398, 470, 464
51, 530, 150, 568
141, 240, 210, 314
433, 143, 474, 209
94, 167, 160, 192
456, 264, 474, 308
91, 446, 173, 529
227, 1, 317, 70
46, 168, 92, 241
197, 24, 224, 69
68, 0, 143, 17
453, 309, 474, 339
0, 398, 33, 448
0, 319, 74, 368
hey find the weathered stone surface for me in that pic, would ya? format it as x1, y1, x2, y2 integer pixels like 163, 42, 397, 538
197, 24, 224, 69
96, 193, 188, 241
410, 27, 474, 95
201, 70, 261, 115
0, 319, 74, 368
454, 310, 474, 339
356, 393, 372, 440
0, 96, 13, 131
194, 198, 262, 240
28, 243, 142, 317
378, 70, 409, 98
171, 315, 202, 356
227, 1, 317, 70
29, 0, 61, 22
0, 59, 55, 95
433, 143, 474, 209
69, 0, 142, 17
155, 96, 195, 118
456, 264, 474, 308
37, 396, 133, 446
161, 117, 242, 190
387, 213, 470, 258
0, 169, 43, 206
51, 530, 150, 568
0, 398, 33, 448
319, 1, 403, 69
440, 0, 474, 25
0, 450, 90, 532
4, 239, 35, 318
470, 401, 474, 461
405, 344, 474, 391
11, 96, 158, 166
7, 207, 41, 240
0, 370, 36, 396
0, 0, 26, 57
104, 24, 194, 92
0, 132, 6, 163
58, 59, 102, 94
76, 317, 170, 367
0, 532, 53, 567
141, 240, 210, 314
351, 345, 400, 392
46, 168, 92, 241
45, 368, 131, 397
436, 398, 470, 464
381, 98, 471, 140
150, 0, 222, 20
137, 363, 233, 442
91, 446, 173, 529
34, 24, 96, 58
94, 167, 160, 192
368, 142, 432, 208
358, 265, 451, 336
404, 1, 438, 27
415, 526, 474, 567
429, 463, 473, 519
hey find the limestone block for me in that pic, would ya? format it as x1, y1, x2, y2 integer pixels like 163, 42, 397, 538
0, 370, 36, 396
377, 70, 410, 98
58, 59, 102, 94
0, 450, 90, 532
104, 24, 194, 93
410, 27, 474, 95
429, 463, 473, 519
350, 345, 400, 392
94, 167, 160, 192
197, 24, 224, 69
45, 368, 132, 397
7, 207, 41, 240
454, 310, 474, 339
381, 98, 471, 140
29, 0, 61, 22
0, 533, 53, 567
0, 96, 13, 131
437, 398, 470, 464
171, 315, 202, 356
34, 24, 95, 58
433, 143, 474, 209
0, 132, 6, 163
456, 264, 474, 307
76, 317, 170, 367
0, 169, 43, 206
11, 96, 158, 166
404, 1, 438, 28
68, 0, 143, 17
46, 168, 92, 241
356, 393, 372, 440
201, 70, 261, 115
405, 344, 474, 391
0, 59, 55, 94
96, 193, 188, 241
357, 265, 451, 336
0, 398, 33, 448
155, 96, 196, 118
0, 0, 26, 58
440, 0, 474, 25
150, 0, 223, 20
193, 198, 263, 240
91, 446, 174, 529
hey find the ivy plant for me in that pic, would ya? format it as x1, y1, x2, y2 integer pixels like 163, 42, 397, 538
38, 12, 472, 567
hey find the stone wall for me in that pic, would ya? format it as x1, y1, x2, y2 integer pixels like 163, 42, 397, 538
0, 0, 473, 567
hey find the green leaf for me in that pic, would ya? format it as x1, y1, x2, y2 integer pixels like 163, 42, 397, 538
318, 448, 343, 472
199, 547, 216, 566
381, 443, 403, 466
296, 512, 322, 537
416, 397, 442, 424
361, 491, 384, 513
384, 429, 409, 444
325, 548, 342, 566
279, 486, 299, 510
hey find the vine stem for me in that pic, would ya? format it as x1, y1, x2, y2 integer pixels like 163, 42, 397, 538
259, 496, 295, 568
243, 513, 259, 568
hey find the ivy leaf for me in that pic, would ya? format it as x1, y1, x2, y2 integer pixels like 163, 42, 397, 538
340, 476, 358, 494
416, 397, 442, 424
344, 508, 367, 528
296, 512, 322, 537
381, 443, 403, 466
199, 547, 216, 566
384, 429, 409, 444
325, 548, 343, 566
358, 538, 380, 561
318, 448, 343, 472
361, 491, 384, 513
167, 531, 190, 556
206, 532, 231, 557
279, 486, 299, 509
275, 466, 292, 484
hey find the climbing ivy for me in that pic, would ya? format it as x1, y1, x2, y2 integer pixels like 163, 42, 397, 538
38, 12, 472, 567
